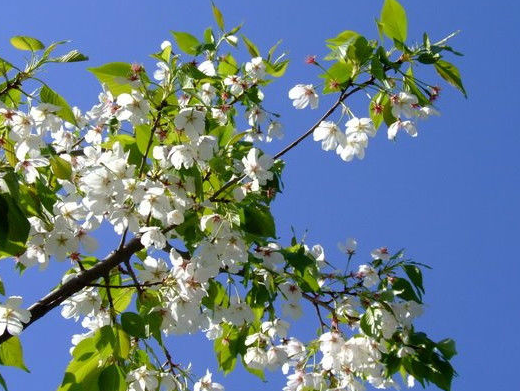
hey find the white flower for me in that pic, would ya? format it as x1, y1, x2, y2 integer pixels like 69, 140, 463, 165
371, 247, 391, 261
200, 83, 216, 105
242, 148, 274, 186
338, 238, 357, 255
198, 60, 216, 77
174, 108, 206, 141
415, 106, 440, 119
0, 296, 31, 336
388, 119, 418, 140
245, 57, 266, 80
391, 91, 419, 118
223, 75, 245, 96
116, 91, 150, 125
160, 40, 172, 50
139, 256, 169, 284
61, 288, 101, 321
266, 121, 284, 142
126, 366, 158, 391
169, 144, 196, 169
244, 347, 268, 370
153, 62, 170, 83
194, 370, 224, 391
282, 302, 303, 320
357, 264, 380, 288
261, 319, 290, 339
246, 106, 266, 126
266, 346, 288, 370
346, 117, 376, 137
167, 210, 185, 226
313, 121, 344, 151
15, 157, 49, 183
30, 103, 62, 133
319, 331, 345, 355
139, 226, 166, 249
254, 243, 285, 269
336, 132, 368, 161
288, 84, 319, 109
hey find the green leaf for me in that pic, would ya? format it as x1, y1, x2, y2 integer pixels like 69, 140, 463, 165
135, 124, 155, 155
347, 36, 373, 65
87, 62, 133, 96
326, 30, 359, 46
212, 2, 225, 30
217, 54, 238, 76
10, 36, 44, 51
60, 339, 103, 391
392, 278, 421, 303
380, 0, 408, 42
360, 307, 377, 337
402, 264, 424, 294
434, 60, 467, 97
121, 312, 147, 339
110, 288, 133, 313
201, 280, 229, 310
0, 336, 29, 372
320, 61, 353, 94
370, 56, 385, 81
171, 31, 200, 55
0, 58, 13, 75
265, 59, 289, 78
214, 324, 245, 374
40, 85, 77, 125
436, 338, 457, 360
113, 326, 130, 359
242, 204, 275, 238
0, 194, 30, 258
241, 35, 260, 57
404, 67, 430, 106
50, 50, 89, 63
98, 365, 125, 391
50, 156, 72, 180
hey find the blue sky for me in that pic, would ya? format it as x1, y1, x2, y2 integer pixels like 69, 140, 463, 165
0, 0, 518, 390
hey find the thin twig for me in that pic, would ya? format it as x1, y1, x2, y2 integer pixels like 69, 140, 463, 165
87, 281, 163, 289
124, 259, 144, 296
103, 273, 116, 322
209, 78, 375, 202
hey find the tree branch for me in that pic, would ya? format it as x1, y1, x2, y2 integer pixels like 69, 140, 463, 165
209, 78, 375, 202
0, 236, 144, 345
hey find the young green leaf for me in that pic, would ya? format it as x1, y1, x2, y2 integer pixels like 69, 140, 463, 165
0, 336, 29, 372
50, 156, 73, 180
434, 60, 467, 97
87, 62, 133, 96
171, 31, 200, 55
10, 36, 45, 51
40, 85, 77, 125
212, 2, 225, 30
380, 0, 407, 42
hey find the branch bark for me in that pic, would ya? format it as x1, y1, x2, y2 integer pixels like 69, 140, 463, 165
0, 236, 144, 345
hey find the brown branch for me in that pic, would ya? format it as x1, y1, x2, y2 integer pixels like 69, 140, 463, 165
124, 259, 144, 296
0, 236, 144, 345
88, 281, 164, 289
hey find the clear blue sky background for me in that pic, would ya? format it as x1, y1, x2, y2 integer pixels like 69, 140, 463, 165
0, 1, 518, 390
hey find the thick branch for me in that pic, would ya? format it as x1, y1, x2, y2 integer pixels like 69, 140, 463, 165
0, 237, 144, 345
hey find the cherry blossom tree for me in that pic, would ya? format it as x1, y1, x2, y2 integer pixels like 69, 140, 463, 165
0, 1, 465, 390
